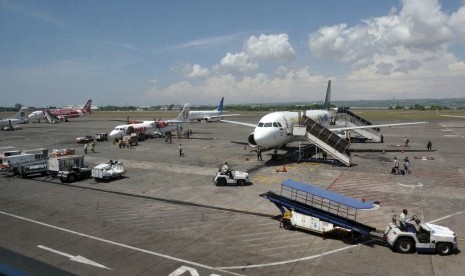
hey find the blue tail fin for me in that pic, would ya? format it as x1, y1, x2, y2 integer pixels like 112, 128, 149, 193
216, 97, 224, 112
323, 80, 331, 111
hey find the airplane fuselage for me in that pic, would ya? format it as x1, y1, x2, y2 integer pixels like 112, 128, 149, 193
250, 110, 333, 148
28, 109, 87, 121
188, 110, 222, 122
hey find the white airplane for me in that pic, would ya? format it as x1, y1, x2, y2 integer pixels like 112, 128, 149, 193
109, 104, 190, 140
188, 97, 239, 122
222, 80, 428, 150
0, 107, 29, 128
28, 99, 92, 123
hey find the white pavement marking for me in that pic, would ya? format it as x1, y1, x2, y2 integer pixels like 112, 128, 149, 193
215, 209, 465, 270
397, 183, 423, 188
0, 211, 243, 276
37, 245, 111, 270
428, 209, 465, 224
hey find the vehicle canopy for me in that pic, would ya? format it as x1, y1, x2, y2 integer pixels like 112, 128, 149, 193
282, 179, 377, 210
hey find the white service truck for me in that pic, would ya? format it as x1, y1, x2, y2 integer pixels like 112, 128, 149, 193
92, 161, 125, 181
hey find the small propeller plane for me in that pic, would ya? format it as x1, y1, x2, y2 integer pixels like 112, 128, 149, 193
108, 104, 190, 140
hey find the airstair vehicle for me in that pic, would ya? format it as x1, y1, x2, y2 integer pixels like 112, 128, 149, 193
260, 179, 382, 244
335, 107, 381, 142
293, 114, 351, 166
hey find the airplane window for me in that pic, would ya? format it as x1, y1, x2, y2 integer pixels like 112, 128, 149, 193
277, 122, 283, 127
264, 123, 272, 127
258, 122, 264, 127
273, 122, 279, 127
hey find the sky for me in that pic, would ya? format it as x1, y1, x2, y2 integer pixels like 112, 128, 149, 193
1, 0, 465, 107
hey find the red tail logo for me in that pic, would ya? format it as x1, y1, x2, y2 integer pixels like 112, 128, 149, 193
83, 100, 92, 113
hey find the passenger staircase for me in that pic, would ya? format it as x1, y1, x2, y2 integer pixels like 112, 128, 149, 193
336, 107, 381, 142
295, 114, 351, 166
44, 110, 59, 124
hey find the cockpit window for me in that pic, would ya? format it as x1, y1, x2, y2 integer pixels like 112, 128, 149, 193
273, 122, 279, 127
264, 123, 272, 127
258, 122, 264, 127
277, 122, 283, 127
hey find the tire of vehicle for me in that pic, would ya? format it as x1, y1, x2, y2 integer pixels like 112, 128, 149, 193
342, 231, 357, 244
60, 177, 67, 183
68, 174, 76, 183
237, 179, 246, 186
395, 237, 414, 253
282, 219, 293, 230
437, 243, 453, 256
217, 178, 226, 186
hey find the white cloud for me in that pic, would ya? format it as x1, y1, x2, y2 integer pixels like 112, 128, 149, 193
218, 33, 295, 74
449, 5, 465, 42
220, 52, 258, 73
309, 0, 457, 70
186, 64, 210, 79
245, 34, 296, 60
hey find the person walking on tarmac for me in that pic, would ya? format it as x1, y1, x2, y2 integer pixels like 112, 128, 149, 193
392, 157, 399, 174
427, 140, 432, 151
84, 142, 88, 154
403, 156, 411, 174
256, 147, 263, 161
178, 143, 184, 157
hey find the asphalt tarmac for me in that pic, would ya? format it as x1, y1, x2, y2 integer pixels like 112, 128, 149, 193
1, 113, 465, 276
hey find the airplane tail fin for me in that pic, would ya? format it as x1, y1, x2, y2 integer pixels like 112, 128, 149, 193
83, 99, 92, 114
174, 103, 190, 122
13, 107, 28, 121
322, 80, 331, 111
216, 97, 224, 112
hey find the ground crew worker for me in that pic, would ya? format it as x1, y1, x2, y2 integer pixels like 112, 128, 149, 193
256, 147, 262, 161
399, 209, 415, 232
222, 162, 232, 178
392, 157, 399, 174
84, 142, 88, 154
427, 140, 432, 151
178, 143, 184, 157
90, 140, 95, 153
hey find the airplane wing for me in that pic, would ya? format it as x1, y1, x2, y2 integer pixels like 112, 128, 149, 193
329, 121, 428, 132
221, 119, 257, 128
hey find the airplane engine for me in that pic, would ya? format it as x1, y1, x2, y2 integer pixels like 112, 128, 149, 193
204, 117, 221, 122
247, 133, 257, 147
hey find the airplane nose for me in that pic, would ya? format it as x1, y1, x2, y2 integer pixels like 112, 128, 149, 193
109, 130, 122, 139
253, 128, 266, 146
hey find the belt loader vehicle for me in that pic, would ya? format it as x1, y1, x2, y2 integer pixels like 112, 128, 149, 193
261, 179, 458, 254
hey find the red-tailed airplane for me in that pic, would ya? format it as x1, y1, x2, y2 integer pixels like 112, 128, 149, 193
28, 99, 92, 123
108, 104, 190, 140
